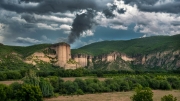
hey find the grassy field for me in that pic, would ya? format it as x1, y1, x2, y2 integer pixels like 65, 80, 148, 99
45, 90, 180, 101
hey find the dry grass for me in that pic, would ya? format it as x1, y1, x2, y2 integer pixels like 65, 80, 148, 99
45, 90, 180, 101
0, 80, 22, 85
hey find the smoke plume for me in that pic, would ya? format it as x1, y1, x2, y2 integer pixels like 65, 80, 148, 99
68, 9, 96, 44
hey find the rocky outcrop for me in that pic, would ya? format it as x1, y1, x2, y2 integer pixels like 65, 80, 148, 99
25, 52, 57, 65
131, 50, 180, 69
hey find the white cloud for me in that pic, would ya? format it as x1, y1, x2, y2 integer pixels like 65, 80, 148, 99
34, 14, 73, 24
60, 24, 71, 31
16, 37, 42, 44
37, 23, 61, 30
51, 24, 59, 27
109, 25, 128, 30
81, 30, 94, 37
96, 0, 180, 36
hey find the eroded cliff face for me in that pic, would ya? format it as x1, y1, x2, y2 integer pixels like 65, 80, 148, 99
136, 50, 180, 69
85, 50, 180, 70
24, 52, 57, 65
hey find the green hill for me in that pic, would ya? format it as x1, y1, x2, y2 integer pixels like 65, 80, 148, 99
72, 34, 180, 56
0, 44, 51, 58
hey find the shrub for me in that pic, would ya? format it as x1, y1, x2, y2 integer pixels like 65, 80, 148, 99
131, 86, 153, 101
161, 94, 177, 101
0, 72, 7, 81
62, 81, 78, 95
0, 84, 12, 101
39, 78, 54, 97
16, 84, 43, 101
74, 78, 87, 92
160, 80, 171, 90
6, 71, 22, 79
76, 89, 84, 95
10, 82, 22, 99
120, 81, 130, 91
149, 79, 160, 89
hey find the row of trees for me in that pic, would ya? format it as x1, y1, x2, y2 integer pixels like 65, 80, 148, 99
47, 75, 180, 95
0, 70, 179, 101
1, 68, 180, 81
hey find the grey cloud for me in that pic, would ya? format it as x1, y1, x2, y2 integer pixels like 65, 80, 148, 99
103, 4, 117, 18
21, 14, 36, 23
0, 0, 111, 14
117, 8, 126, 14
124, 0, 158, 5
123, 0, 180, 13
15, 37, 42, 44
68, 9, 96, 43
138, 2, 180, 13
171, 21, 180, 26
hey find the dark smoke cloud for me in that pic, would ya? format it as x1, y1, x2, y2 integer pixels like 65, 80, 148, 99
68, 9, 96, 43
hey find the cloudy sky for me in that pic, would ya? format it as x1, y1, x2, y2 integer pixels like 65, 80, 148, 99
0, 0, 180, 48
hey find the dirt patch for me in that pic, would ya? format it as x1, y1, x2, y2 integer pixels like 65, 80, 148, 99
0, 80, 22, 85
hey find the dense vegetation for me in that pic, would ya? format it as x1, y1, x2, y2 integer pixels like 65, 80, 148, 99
0, 69, 180, 100
72, 34, 180, 56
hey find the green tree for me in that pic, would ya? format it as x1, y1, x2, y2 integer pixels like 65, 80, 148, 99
160, 80, 171, 90
16, 84, 43, 101
0, 84, 12, 101
23, 69, 40, 86
131, 86, 153, 101
161, 94, 177, 101
120, 81, 130, 91
74, 78, 87, 92
10, 82, 22, 99
39, 78, 54, 97
0, 72, 7, 81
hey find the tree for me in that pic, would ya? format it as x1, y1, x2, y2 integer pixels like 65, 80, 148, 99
0, 72, 7, 81
131, 86, 153, 101
161, 94, 177, 101
120, 81, 130, 91
74, 78, 87, 92
0, 84, 12, 101
39, 78, 54, 97
16, 84, 43, 101
23, 69, 40, 86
